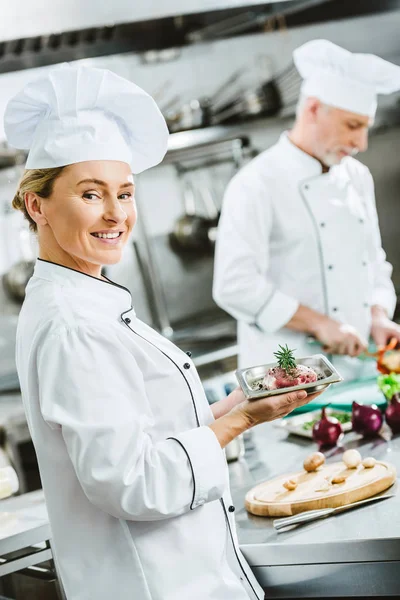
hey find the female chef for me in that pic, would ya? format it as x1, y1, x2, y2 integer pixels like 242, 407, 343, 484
5, 65, 317, 600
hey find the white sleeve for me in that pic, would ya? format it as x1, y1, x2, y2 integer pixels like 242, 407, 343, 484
37, 324, 227, 521
363, 171, 397, 317
213, 173, 299, 333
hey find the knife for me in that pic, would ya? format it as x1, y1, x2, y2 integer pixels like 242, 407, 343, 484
273, 491, 396, 531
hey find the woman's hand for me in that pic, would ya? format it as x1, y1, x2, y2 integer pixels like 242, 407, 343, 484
209, 388, 321, 449
231, 389, 321, 429
210, 387, 247, 420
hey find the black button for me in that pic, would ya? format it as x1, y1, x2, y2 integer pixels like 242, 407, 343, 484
186, 351, 192, 357
320, 222, 326, 228
328, 265, 333, 270
304, 184, 309, 190
364, 302, 369, 308
359, 218, 364, 224
124, 318, 131, 324
183, 363, 191, 370
228, 505, 235, 513
362, 261, 367, 266
332, 307, 338, 312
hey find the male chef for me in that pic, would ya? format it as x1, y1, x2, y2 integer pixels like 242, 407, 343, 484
213, 39, 400, 381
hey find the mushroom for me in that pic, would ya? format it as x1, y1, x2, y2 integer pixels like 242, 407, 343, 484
283, 479, 297, 491
342, 449, 362, 469
331, 475, 346, 484
303, 452, 325, 473
362, 457, 377, 469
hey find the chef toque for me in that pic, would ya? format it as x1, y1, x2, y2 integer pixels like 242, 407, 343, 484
4, 64, 169, 173
293, 39, 400, 118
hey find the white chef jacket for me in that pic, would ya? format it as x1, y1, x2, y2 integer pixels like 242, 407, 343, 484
213, 132, 396, 381
16, 259, 263, 600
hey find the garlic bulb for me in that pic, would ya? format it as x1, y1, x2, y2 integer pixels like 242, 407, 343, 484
342, 449, 362, 469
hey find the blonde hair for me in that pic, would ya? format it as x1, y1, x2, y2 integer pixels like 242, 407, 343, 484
12, 167, 66, 233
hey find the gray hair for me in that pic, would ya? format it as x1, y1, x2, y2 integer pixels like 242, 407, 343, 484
296, 94, 331, 118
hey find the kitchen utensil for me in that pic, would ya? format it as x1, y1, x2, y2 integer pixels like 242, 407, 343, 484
212, 79, 281, 125
245, 460, 396, 517
0, 145, 27, 169
196, 176, 220, 246
236, 354, 343, 401
2, 260, 35, 303
167, 69, 245, 133
274, 407, 352, 439
169, 178, 211, 252
273, 489, 396, 531
186, 1, 333, 43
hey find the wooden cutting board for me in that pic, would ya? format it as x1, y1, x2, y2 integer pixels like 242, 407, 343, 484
246, 461, 396, 517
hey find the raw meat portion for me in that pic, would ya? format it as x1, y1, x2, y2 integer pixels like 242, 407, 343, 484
263, 365, 317, 390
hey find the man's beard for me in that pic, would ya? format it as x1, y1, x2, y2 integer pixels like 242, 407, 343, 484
322, 147, 359, 168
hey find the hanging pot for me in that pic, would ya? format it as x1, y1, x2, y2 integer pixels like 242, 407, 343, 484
166, 68, 245, 133
2, 260, 35, 303
169, 179, 211, 252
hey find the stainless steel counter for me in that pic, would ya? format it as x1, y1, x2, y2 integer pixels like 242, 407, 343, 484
2, 391, 400, 596
230, 423, 400, 597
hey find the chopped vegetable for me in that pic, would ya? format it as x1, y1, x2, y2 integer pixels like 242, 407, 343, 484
377, 372, 400, 400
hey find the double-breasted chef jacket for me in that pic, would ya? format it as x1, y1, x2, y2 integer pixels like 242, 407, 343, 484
213, 133, 396, 381
16, 259, 264, 600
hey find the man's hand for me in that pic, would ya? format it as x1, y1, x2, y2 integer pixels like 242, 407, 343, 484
371, 305, 400, 348
286, 305, 367, 356
313, 316, 367, 357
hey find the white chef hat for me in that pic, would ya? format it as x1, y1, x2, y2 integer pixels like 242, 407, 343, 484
4, 64, 169, 173
293, 39, 400, 118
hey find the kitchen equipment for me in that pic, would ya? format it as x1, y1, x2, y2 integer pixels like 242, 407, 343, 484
169, 177, 213, 253
236, 354, 343, 401
2, 260, 35, 303
273, 489, 396, 531
225, 435, 245, 462
0, 144, 26, 170
166, 69, 245, 133
212, 79, 281, 124
274, 407, 352, 439
245, 459, 396, 517
170, 170, 221, 254
0, 465, 19, 499
196, 175, 220, 246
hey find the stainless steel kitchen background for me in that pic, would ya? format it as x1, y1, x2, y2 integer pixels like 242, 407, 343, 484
0, 5, 399, 597
1, 7, 400, 357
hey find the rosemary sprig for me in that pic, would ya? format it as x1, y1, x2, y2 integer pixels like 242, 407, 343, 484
273, 344, 297, 374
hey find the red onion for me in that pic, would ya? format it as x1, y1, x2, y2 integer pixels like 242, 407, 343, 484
352, 401, 383, 437
312, 407, 343, 447
385, 394, 400, 434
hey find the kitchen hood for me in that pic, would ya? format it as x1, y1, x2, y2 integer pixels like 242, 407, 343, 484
1, 1, 296, 42
1, 0, 400, 74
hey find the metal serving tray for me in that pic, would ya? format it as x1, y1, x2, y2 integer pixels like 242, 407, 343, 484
235, 354, 343, 400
